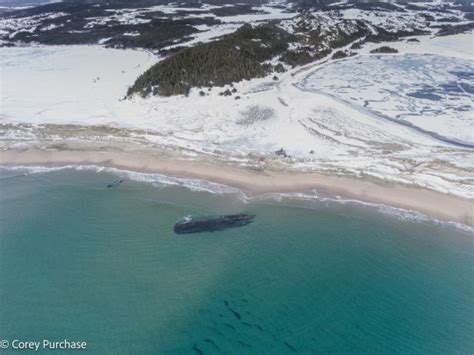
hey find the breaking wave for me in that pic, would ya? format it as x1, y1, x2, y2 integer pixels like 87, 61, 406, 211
1, 164, 472, 234
256, 191, 474, 234
0, 164, 243, 196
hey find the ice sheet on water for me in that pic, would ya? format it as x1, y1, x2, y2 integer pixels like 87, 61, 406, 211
302, 54, 474, 145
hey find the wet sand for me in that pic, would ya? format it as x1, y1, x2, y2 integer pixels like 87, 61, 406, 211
1, 148, 472, 227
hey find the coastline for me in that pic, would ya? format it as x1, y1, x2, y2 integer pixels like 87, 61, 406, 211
2, 42, 473, 203
1, 148, 472, 227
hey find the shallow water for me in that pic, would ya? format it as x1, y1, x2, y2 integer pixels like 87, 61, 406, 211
0, 168, 473, 354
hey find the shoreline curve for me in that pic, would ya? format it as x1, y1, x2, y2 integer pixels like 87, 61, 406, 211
1, 149, 472, 227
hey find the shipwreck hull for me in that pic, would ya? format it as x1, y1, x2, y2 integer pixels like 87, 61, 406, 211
174, 214, 255, 234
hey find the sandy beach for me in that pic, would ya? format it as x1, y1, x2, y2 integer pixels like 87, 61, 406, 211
1, 4, 474, 354
1, 148, 472, 227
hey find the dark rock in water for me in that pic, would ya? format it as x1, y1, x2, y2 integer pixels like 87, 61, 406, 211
238, 340, 252, 348
107, 179, 124, 188
284, 341, 297, 352
224, 300, 241, 320
192, 344, 205, 355
224, 323, 236, 330
204, 339, 219, 350
174, 214, 255, 234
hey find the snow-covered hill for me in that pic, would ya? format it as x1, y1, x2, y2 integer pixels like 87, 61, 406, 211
0, 0, 471, 52
1, 31, 473, 198
0, 0, 473, 199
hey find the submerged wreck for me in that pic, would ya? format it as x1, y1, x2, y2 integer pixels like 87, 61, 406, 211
107, 179, 124, 188
174, 214, 255, 234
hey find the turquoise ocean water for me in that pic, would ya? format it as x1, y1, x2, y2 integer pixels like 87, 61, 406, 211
0, 167, 473, 354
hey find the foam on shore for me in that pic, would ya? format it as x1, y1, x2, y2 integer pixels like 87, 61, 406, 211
2, 164, 472, 234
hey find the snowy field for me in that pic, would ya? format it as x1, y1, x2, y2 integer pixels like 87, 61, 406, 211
301, 54, 474, 146
0, 45, 158, 125
0, 33, 473, 199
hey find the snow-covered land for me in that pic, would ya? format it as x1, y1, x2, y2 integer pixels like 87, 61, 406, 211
0, 45, 158, 125
1, 31, 473, 199
301, 54, 473, 146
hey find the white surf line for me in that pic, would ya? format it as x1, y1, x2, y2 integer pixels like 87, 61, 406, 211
1, 164, 472, 234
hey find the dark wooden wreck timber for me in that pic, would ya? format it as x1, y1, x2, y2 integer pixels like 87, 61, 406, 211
107, 179, 124, 188
174, 214, 255, 234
